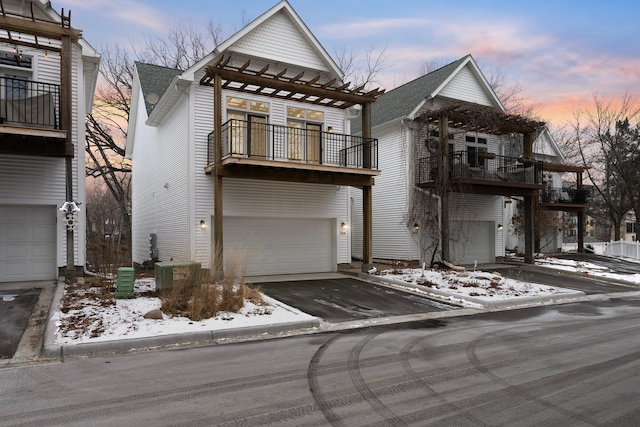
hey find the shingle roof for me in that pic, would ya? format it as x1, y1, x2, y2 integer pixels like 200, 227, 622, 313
352, 55, 469, 134
135, 62, 183, 115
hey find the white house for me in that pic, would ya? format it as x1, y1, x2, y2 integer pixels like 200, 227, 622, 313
351, 55, 565, 266
0, 0, 99, 282
126, 1, 381, 276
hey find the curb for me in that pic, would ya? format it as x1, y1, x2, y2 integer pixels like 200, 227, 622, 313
359, 272, 587, 309
40, 280, 320, 360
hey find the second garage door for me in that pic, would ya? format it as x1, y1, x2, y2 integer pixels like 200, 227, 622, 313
450, 221, 494, 265
224, 217, 335, 276
0, 205, 57, 282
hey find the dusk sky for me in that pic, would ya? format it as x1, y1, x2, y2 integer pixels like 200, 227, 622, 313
54, 0, 640, 129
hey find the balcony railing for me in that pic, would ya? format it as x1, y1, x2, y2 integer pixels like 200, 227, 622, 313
0, 77, 60, 129
417, 151, 543, 185
208, 119, 378, 169
541, 187, 591, 205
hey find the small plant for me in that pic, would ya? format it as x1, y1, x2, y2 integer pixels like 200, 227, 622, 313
159, 249, 270, 321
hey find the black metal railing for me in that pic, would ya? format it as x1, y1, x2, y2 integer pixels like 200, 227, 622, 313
541, 187, 591, 204
208, 119, 378, 169
417, 151, 543, 185
0, 77, 60, 129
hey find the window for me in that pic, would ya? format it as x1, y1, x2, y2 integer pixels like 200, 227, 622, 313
286, 106, 324, 164
0, 51, 32, 69
627, 222, 636, 234
466, 134, 488, 167
226, 96, 270, 157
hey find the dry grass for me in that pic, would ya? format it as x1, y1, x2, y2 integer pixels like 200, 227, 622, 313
160, 249, 269, 321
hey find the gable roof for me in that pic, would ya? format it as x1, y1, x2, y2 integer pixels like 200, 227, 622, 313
353, 55, 503, 133
135, 62, 183, 115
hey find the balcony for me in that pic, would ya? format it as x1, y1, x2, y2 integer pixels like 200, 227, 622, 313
417, 151, 544, 196
0, 77, 68, 157
205, 119, 379, 186
540, 187, 591, 212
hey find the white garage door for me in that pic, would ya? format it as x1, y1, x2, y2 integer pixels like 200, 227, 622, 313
0, 205, 57, 282
224, 217, 335, 276
450, 221, 494, 265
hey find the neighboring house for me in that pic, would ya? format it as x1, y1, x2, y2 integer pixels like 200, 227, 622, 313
351, 55, 588, 266
505, 127, 565, 253
620, 211, 637, 241
0, 0, 99, 282
126, 1, 381, 276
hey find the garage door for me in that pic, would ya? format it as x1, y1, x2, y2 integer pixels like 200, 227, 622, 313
450, 221, 494, 265
0, 205, 57, 282
224, 217, 335, 276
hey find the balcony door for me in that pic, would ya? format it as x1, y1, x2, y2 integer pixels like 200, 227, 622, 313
227, 113, 267, 158
307, 123, 321, 164
248, 115, 267, 158
287, 120, 321, 164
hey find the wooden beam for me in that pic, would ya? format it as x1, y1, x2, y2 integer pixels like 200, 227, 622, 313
204, 66, 379, 105
0, 14, 81, 41
217, 165, 375, 187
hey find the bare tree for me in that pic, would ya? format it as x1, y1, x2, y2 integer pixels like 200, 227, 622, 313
136, 20, 226, 70
333, 44, 388, 90
86, 23, 229, 263
562, 92, 640, 240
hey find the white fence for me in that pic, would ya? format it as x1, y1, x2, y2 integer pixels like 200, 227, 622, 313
606, 240, 640, 260
562, 242, 608, 255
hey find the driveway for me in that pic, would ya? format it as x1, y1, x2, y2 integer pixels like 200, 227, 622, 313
251, 277, 456, 322
494, 260, 638, 295
0, 287, 40, 359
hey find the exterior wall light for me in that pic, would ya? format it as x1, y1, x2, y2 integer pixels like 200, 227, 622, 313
412, 223, 419, 233
200, 220, 207, 230
327, 126, 333, 133
340, 221, 348, 235
497, 224, 503, 231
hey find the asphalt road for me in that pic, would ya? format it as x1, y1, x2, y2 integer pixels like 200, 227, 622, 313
2, 296, 640, 426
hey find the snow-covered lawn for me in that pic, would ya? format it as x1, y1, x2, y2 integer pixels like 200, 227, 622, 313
372, 267, 580, 309
535, 256, 640, 284
53, 277, 316, 345
52, 256, 640, 346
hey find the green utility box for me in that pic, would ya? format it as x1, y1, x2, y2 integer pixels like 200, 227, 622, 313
154, 261, 202, 295
115, 267, 135, 299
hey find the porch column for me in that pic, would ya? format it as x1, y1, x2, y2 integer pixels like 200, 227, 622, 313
439, 113, 450, 263
361, 102, 373, 272
213, 74, 224, 277
524, 195, 534, 264
61, 34, 75, 278
577, 171, 585, 253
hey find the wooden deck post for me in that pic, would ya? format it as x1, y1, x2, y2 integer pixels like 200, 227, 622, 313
213, 74, 224, 278
61, 34, 75, 278
577, 171, 585, 253
524, 195, 534, 264
438, 113, 450, 263
362, 102, 373, 272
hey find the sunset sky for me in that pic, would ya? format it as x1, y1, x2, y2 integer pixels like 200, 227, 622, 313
54, 0, 640, 129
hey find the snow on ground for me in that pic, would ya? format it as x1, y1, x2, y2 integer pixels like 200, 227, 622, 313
52, 255, 640, 346
535, 256, 640, 284
53, 277, 316, 345
373, 267, 577, 308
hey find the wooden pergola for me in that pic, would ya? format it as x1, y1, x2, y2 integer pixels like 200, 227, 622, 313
200, 56, 384, 274
416, 103, 547, 264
